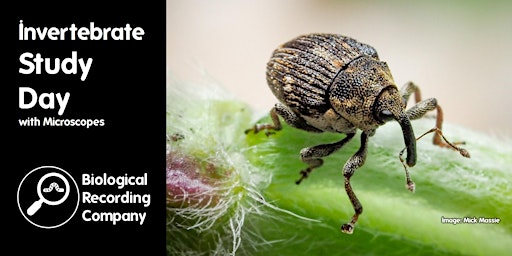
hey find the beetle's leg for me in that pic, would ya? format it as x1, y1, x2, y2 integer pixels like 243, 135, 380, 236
244, 106, 282, 136
400, 82, 467, 150
273, 103, 324, 133
245, 103, 322, 136
401, 82, 436, 121
340, 132, 369, 234
405, 98, 437, 121
400, 81, 422, 106
296, 133, 355, 184
430, 105, 466, 148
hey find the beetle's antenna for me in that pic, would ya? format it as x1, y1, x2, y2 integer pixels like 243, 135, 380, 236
415, 127, 470, 157
398, 149, 415, 192
398, 127, 470, 192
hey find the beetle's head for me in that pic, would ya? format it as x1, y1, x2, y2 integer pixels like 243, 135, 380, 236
330, 56, 416, 167
374, 88, 416, 167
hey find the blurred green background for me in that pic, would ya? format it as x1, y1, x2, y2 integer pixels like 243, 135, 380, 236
167, 0, 512, 137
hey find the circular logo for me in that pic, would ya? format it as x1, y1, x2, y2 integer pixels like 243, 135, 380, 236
17, 166, 80, 229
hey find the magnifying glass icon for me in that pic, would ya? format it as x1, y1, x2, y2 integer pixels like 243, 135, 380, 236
27, 172, 70, 216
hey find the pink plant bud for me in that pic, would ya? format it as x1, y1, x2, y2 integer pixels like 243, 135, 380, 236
166, 150, 219, 208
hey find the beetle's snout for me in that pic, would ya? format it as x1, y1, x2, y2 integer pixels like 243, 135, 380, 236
396, 114, 417, 167
374, 88, 416, 166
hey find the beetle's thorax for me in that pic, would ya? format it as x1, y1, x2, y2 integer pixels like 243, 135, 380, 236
329, 56, 398, 132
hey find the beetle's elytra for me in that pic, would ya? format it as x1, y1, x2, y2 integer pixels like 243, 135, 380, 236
246, 33, 470, 234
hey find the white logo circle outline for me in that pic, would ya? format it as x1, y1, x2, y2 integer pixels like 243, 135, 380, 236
17, 166, 80, 229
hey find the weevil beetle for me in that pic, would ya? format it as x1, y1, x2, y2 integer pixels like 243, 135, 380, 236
245, 33, 470, 234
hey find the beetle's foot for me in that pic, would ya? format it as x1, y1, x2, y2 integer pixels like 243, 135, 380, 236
295, 169, 311, 185
244, 125, 260, 134
244, 128, 255, 134
244, 124, 277, 136
264, 131, 276, 137
341, 223, 354, 234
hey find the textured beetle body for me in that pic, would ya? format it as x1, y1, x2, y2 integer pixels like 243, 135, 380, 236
246, 33, 469, 234
267, 34, 398, 133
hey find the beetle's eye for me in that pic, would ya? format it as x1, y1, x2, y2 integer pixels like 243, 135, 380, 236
378, 110, 394, 122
